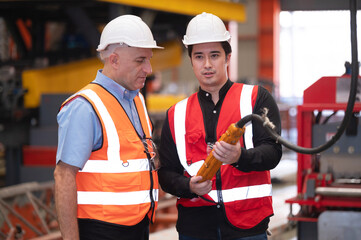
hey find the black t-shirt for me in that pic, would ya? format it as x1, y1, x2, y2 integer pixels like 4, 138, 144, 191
158, 80, 282, 239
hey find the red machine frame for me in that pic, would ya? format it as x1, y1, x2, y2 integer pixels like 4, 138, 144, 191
285, 75, 361, 223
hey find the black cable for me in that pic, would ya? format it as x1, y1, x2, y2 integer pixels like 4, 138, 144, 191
322, 111, 338, 125
315, 111, 323, 124
236, 0, 358, 154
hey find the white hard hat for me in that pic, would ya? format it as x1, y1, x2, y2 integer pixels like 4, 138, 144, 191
97, 15, 163, 51
182, 12, 231, 48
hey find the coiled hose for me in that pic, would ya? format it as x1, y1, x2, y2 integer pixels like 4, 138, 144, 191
237, 0, 358, 154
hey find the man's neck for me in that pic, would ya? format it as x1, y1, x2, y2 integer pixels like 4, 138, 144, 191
200, 79, 228, 104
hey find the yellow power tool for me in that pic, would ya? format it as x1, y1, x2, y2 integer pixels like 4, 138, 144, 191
196, 122, 245, 182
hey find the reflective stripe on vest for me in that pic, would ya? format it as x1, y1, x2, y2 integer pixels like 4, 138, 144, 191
207, 184, 272, 203
174, 84, 255, 177
240, 84, 254, 149
67, 84, 158, 226
138, 92, 152, 136
174, 98, 204, 176
78, 189, 159, 205
173, 84, 272, 203
77, 89, 151, 173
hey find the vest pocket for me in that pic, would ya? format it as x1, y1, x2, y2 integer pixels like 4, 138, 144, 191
103, 204, 141, 223
233, 197, 267, 211
101, 172, 141, 192
226, 198, 272, 229
119, 130, 144, 162
185, 130, 206, 165
101, 173, 142, 218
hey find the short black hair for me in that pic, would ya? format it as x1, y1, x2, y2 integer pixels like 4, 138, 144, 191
187, 41, 232, 58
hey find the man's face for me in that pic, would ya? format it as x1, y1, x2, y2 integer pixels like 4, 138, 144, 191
113, 47, 153, 91
191, 42, 230, 90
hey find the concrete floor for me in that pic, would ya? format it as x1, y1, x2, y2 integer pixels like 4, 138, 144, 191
150, 150, 299, 240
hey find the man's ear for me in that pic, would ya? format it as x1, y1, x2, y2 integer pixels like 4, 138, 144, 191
109, 53, 118, 66
226, 53, 231, 66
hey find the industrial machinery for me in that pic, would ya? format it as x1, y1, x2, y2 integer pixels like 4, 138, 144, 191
285, 68, 361, 240
0, 181, 59, 240
0, 2, 247, 238
0, 1, 189, 187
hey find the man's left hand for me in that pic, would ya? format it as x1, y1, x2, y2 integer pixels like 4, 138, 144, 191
212, 141, 241, 164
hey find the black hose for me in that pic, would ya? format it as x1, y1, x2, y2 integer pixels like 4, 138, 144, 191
236, 0, 358, 154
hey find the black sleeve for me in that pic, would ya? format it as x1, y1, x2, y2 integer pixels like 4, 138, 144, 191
158, 111, 198, 198
233, 86, 282, 172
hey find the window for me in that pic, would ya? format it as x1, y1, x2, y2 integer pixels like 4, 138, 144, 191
279, 11, 361, 100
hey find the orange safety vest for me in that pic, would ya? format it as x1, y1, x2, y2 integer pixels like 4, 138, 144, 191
168, 83, 273, 229
61, 83, 158, 226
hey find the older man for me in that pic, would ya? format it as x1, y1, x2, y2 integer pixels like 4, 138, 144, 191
54, 15, 162, 240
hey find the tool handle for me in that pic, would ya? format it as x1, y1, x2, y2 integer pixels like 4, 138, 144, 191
196, 123, 245, 182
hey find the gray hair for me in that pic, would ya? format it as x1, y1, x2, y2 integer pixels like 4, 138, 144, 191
98, 42, 129, 61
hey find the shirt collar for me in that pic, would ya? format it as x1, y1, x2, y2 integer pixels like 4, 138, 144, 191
198, 79, 233, 101
94, 70, 139, 101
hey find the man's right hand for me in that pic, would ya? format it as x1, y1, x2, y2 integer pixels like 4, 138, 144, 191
189, 175, 212, 196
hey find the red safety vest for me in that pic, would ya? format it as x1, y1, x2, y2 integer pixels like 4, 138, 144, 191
61, 83, 158, 226
167, 83, 273, 229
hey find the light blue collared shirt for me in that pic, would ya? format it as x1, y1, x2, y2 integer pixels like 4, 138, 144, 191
56, 70, 144, 169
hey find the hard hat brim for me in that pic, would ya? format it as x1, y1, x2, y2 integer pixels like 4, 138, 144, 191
96, 43, 164, 51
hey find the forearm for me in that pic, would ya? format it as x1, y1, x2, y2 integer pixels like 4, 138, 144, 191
158, 167, 196, 198
158, 142, 196, 198
234, 144, 282, 172
54, 162, 79, 240
233, 86, 282, 172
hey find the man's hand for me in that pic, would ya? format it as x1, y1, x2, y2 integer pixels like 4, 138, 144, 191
189, 175, 212, 196
212, 141, 241, 165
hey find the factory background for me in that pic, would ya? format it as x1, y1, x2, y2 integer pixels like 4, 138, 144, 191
0, 0, 360, 239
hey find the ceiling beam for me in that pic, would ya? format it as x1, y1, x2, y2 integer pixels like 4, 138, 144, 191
281, 0, 361, 11
98, 0, 246, 22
